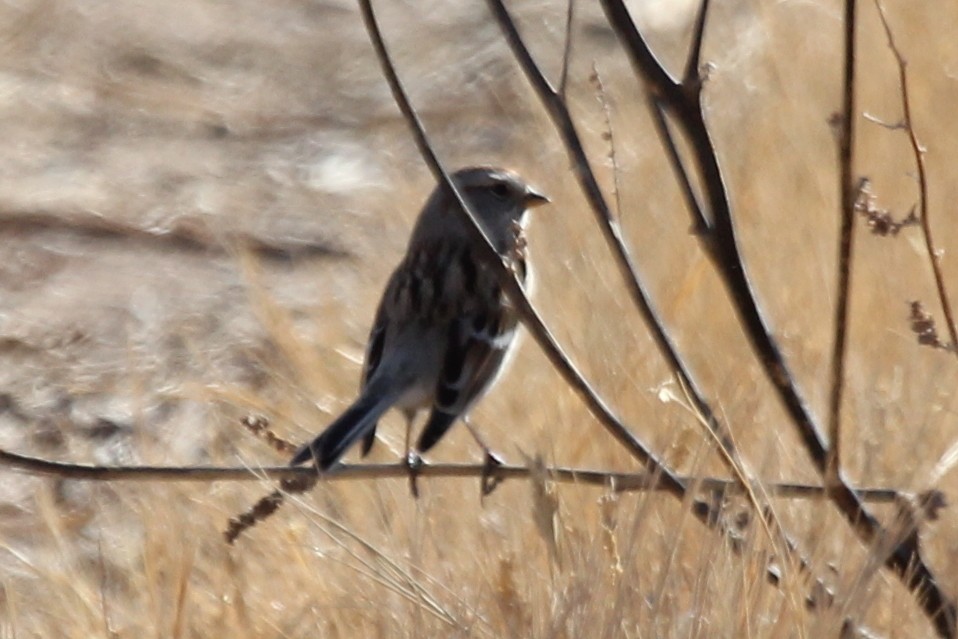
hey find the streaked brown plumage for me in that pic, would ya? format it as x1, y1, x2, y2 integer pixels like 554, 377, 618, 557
291, 167, 548, 470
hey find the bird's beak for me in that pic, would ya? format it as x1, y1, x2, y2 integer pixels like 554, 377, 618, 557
524, 186, 550, 209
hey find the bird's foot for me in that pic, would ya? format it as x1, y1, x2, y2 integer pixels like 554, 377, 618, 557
480, 450, 506, 498
405, 450, 423, 498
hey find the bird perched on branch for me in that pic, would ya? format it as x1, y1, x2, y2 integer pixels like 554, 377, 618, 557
290, 166, 549, 483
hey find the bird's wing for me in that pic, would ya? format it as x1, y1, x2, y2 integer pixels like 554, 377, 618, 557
357, 243, 450, 456
417, 280, 520, 453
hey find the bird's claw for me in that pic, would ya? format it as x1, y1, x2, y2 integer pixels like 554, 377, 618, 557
480, 451, 505, 498
406, 450, 423, 498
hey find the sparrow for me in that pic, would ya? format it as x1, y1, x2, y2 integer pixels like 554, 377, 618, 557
290, 166, 548, 474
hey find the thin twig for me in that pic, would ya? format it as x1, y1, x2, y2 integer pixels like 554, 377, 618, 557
0, 447, 918, 501
873, 0, 958, 355
647, 97, 710, 239
827, 0, 857, 490
682, 0, 710, 87
558, 0, 575, 98
589, 65, 624, 219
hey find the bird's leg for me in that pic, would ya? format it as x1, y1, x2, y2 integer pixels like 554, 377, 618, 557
403, 412, 422, 498
463, 416, 505, 497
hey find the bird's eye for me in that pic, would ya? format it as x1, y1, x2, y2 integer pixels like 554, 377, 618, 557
490, 182, 510, 199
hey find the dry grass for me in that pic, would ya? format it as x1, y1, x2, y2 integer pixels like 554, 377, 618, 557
2, 0, 958, 636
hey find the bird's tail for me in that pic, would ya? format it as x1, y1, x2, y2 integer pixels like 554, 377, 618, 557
290, 378, 398, 469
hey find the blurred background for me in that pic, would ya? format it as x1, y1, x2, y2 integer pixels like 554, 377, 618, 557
2, 0, 958, 636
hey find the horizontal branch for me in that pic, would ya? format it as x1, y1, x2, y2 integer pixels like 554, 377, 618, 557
0, 448, 912, 502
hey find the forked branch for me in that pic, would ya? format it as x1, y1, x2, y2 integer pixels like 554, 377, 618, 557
873, 0, 958, 355
484, 0, 810, 601
598, 0, 955, 635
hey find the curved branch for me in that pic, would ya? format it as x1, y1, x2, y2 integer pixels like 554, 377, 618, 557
355, 0, 690, 505
483, 0, 735, 495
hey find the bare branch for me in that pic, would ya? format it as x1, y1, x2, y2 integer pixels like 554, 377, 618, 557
599, 1, 957, 634
827, 0, 857, 496
682, 0, 710, 87
484, 0, 735, 497
873, 0, 958, 357
647, 97, 711, 239
558, 0, 575, 98
484, 0, 822, 602
0, 447, 920, 503
600, 0, 835, 485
